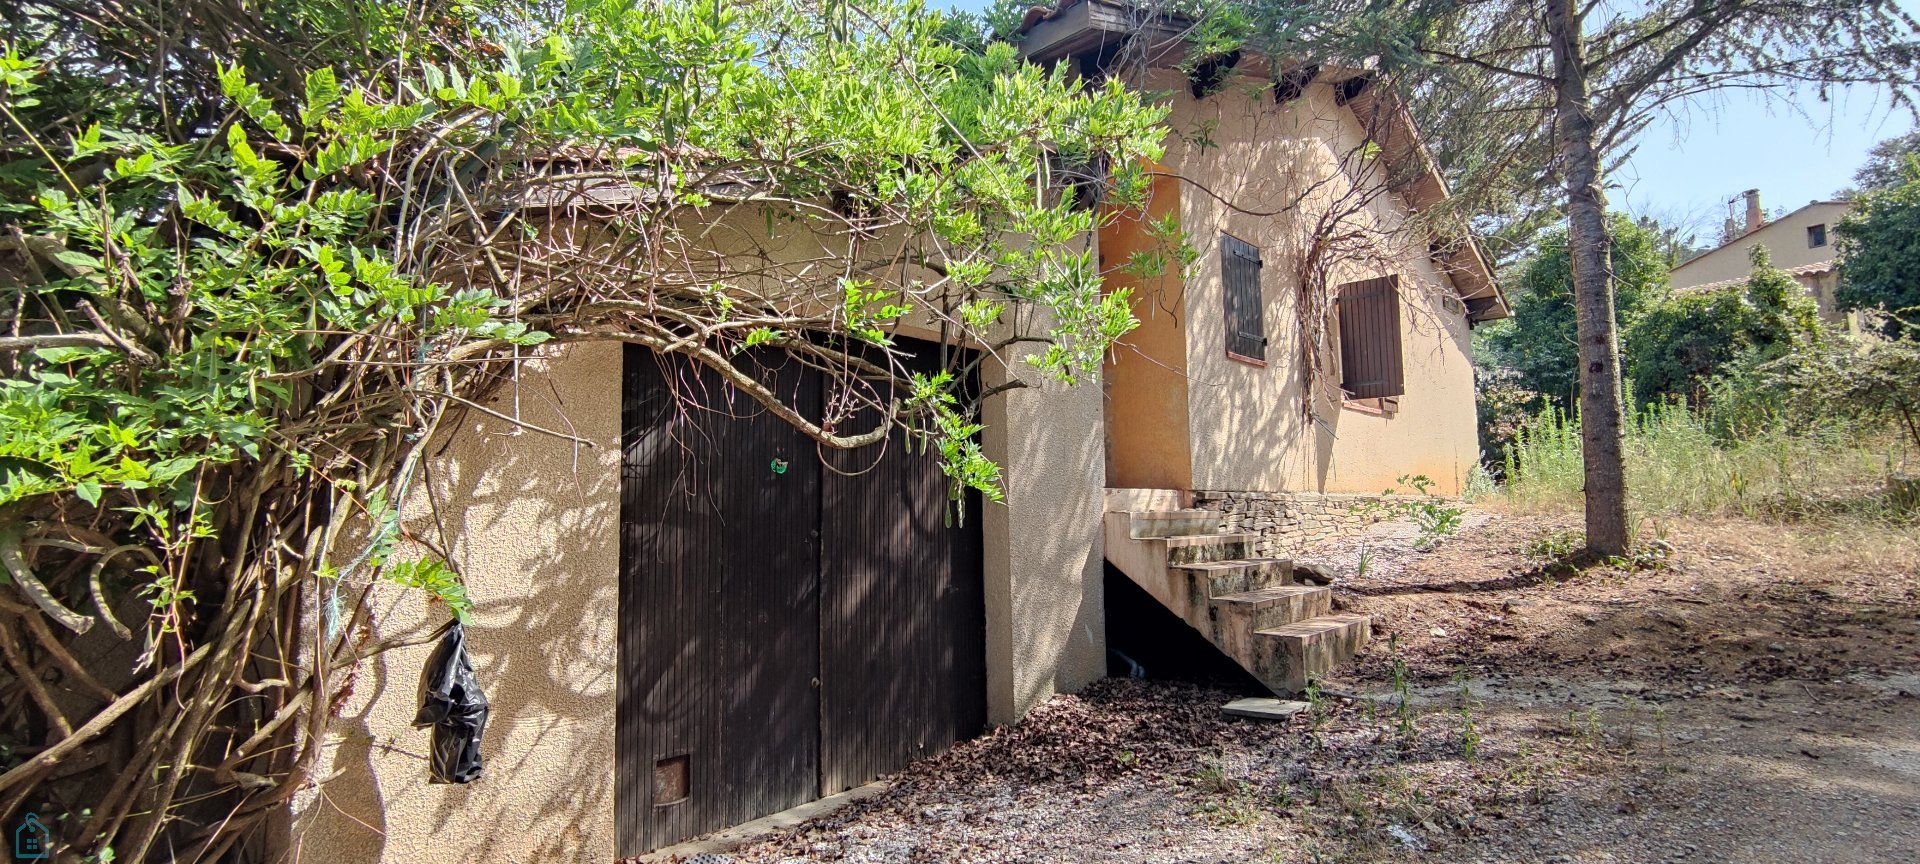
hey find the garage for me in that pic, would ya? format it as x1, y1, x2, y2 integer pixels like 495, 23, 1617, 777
615, 343, 987, 855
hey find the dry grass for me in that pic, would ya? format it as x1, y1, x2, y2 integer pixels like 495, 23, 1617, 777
1499, 405, 1920, 526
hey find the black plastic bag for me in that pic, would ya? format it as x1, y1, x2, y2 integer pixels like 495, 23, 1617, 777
414, 622, 489, 783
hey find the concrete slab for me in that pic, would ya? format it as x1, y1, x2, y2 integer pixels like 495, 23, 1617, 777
638, 781, 889, 862
1221, 697, 1310, 720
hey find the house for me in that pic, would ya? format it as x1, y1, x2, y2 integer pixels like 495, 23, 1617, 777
287, 4, 1503, 862
1670, 189, 1852, 323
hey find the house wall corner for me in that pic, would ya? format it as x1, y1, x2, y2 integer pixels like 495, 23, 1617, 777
980, 341, 1109, 726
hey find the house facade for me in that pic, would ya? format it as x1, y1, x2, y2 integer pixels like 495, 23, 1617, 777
287, 6, 1502, 862
1670, 190, 1851, 324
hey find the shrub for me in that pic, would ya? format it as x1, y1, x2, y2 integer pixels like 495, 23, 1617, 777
1836, 165, 1920, 335
1625, 246, 1823, 407
1762, 315, 1920, 453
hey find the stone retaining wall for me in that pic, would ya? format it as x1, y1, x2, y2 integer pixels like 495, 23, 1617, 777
1191, 491, 1419, 556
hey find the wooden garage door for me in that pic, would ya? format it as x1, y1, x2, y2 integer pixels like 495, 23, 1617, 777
616, 343, 985, 855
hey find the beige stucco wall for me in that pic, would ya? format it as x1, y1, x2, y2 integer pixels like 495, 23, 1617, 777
1128, 66, 1479, 496
981, 336, 1109, 723
288, 316, 1107, 861
288, 341, 623, 864
1669, 201, 1849, 289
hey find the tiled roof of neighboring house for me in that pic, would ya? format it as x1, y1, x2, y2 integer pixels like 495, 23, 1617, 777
1673, 260, 1836, 294
1014, 0, 1509, 321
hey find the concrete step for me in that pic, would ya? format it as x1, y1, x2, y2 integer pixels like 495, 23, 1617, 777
1206, 584, 1330, 661
1212, 585, 1332, 631
1163, 533, 1260, 566
1123, 509, 1222, 539
1251, 612, 1371, 694
1170, 556, 1292, 597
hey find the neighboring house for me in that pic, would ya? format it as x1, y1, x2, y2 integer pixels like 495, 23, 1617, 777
289, 4, 1505, 862
1670, 189, 1852, 323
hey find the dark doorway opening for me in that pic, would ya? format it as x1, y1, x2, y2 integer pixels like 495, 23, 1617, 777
1103, 564, 1267, 695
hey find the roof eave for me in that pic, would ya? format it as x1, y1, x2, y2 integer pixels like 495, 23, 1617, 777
1017, 4, 1507, 320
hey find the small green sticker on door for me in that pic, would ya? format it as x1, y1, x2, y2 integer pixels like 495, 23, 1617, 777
770, 458, 788, 475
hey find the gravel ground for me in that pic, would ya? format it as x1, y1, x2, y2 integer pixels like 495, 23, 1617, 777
672, 509, 1920, 864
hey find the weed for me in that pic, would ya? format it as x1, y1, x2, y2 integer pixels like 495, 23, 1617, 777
1387, 634, 1419, 749
1353, 474, 1469, 550
1305, 677, 1329, 748
1567, 707, 1604, 751
1526, 525, 1673, 576
1503, 403, 1917, 523
1355, 545, 1376, 578
1193, 756, 1237, 795
1652, 705, 1675, 774
1525, 528, 1584, 560
1454, 672, 1481, 762
1194, 793, 1261, 828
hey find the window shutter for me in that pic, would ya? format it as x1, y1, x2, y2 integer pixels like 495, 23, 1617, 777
1337, 275, 1405, 399
1221, 236, 1266, 361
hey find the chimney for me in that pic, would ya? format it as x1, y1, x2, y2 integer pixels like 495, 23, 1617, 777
1743, 189, 1763, 233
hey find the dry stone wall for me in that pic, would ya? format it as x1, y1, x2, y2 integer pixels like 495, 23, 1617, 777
1191, 491, 1419, 556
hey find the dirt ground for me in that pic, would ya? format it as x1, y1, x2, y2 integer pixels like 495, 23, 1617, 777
704, 509, 1920, 864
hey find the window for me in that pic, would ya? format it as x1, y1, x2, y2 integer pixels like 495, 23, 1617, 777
1336, 275, 1405, 400
1220, 235, 1266, 363
1808, 224, 1827, 248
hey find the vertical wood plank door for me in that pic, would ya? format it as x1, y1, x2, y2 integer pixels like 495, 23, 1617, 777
618, 346, 823, 854
818, 350, 987, 797
617, 340, 986, 856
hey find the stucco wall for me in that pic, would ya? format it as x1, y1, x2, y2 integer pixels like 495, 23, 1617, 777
1145, 65, 1480, 495
1101, 170, 1194, 491
288, 324, 1108, 861
1669, 201, 1848, 289
981, 337, 1109, 723
288, 341, 623, 864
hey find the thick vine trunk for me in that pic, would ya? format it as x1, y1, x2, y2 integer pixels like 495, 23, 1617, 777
1546, 0, 1631, 557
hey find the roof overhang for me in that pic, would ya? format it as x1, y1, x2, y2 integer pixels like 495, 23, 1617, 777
1016, 0, 1185, 64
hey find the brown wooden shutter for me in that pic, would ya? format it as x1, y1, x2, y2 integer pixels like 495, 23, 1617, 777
1337, 275, 1405, 398
1221, 235, 1266, 361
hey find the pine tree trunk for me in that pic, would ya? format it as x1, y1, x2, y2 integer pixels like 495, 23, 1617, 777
1545, 0, 1631, 557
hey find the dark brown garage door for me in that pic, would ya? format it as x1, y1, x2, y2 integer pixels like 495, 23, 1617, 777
616, 343, 986, 855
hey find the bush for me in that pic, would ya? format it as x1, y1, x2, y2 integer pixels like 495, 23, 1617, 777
1761, 315, 1920, 453
1475, 365, 1545, 476
1625, 246, 1823, 406
1835, 165, 1920, 335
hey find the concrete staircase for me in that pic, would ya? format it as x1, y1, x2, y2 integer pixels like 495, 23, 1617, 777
1104, 492, 1370, 694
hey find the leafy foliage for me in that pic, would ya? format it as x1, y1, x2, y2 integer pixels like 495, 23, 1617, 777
1625, 246, 1824, 406
1352, 474, 1467, 550
1477, 214, 1671, 405
0, 1, 1174, 859
1762, 313, 1920, 453
1473, 364, 1546, 476
1835, 166, 1920, 336
1847, 131, 1920, 194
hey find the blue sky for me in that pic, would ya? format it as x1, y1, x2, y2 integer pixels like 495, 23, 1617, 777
938, 0, 1915, 240
1615, 84, 1911, 241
